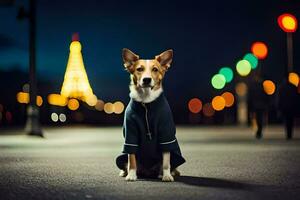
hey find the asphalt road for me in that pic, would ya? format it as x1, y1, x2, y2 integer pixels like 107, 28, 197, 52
0, 126, 299, 200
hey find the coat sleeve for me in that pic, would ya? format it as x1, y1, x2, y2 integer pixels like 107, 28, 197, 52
122, 113, 139, 154
158, 108, 179, 152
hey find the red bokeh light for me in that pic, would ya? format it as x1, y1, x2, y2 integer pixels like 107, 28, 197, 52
188, 98, 202, 114
278, 13, 298, 33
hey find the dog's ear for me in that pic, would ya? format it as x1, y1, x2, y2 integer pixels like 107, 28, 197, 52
155, 49, 173, 70
122, 48, 139, 73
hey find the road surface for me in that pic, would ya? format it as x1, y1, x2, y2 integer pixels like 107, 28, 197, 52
0, 126, 299, 199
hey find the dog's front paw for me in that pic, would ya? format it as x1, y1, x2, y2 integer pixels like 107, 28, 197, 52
125, 169, 137, 181
162, 174, 174, 182
162, 169, 174, 182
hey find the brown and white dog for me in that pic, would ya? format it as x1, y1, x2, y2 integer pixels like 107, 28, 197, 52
119, 48, 183, 182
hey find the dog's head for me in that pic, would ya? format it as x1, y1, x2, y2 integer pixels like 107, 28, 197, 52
122, 48, 173, 89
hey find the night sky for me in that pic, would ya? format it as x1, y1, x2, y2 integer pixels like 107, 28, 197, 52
0, 0, 299, 104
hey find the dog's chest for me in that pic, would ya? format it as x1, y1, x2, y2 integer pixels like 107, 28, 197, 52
125, 95, 172, 140
130, 102, 160, 140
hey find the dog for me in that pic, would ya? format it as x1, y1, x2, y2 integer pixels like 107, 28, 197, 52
115, 48, 185, 182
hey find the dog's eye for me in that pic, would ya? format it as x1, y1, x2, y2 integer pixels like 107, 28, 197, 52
136, 68, 144, 72
152, 68, 158, 72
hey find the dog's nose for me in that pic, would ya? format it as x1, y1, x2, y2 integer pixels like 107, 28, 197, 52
143, 78, 152, 85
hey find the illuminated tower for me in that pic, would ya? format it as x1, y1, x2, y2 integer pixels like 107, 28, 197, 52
60, 33, 97, 106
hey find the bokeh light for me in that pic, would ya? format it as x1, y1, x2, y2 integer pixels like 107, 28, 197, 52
188, 98, 202, 114
243, 53, 258, 69
235, 82, 248, 97
48, 94, 68, 106
114, 101, 125, 114
22, 83, 30, 93
236, 60, 251, 76
86, 94, 97, 106
17, 92, 29, 104
36, 96, 43, 107
221, 92, 235, 107
68, 99, 80, 111
212, 96, 226, 111
251, 42, 268, 59
104, 102, 114, 114
51, 113, 59, 122
211, 74, 226, 89
17, 92, 42, 106
278, 13, 298, 33
263, 80, 276, 95
59, 113, 67, 122
288, 72, 299, 87
5, 111, 12, 122
219, 67, 233, 83
95, 99, 105, 111
202, 103, 215, 117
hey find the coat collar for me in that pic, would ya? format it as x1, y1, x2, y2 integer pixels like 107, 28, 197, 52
130, 92, 165, 112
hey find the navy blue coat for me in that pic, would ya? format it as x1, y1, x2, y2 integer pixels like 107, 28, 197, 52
116, 93, 185, 177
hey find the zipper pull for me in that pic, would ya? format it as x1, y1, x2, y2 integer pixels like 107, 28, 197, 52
147, 132, 152, 140
141, 102, 152, 140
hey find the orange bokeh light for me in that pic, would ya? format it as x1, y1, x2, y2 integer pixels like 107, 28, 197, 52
104, 102, 114, 114
17, 92, 43, 106
203, 103, 215, 117
95, 99, 105, 111
278, 13, 298, 33
48, 94, 68, 106
17, 92, 29, 104
114, 101, 125, 114
251, 42, 268, 59
288, 72, 299, 87
212, 96, 226, 111
68, 98, 80, 111
263, 80, 276, 95
36, 96, 43, 107
221, 92, 235, 107
188, 98, 202, 114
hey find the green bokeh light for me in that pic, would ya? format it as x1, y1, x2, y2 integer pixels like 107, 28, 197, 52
211, 74, 226, 89
219, 67, 233, 83
236, 60, 251, 76
243, 53, 258, 69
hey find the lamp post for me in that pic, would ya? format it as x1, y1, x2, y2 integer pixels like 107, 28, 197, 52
277, 13, 298, 75
18, 0, 43, 137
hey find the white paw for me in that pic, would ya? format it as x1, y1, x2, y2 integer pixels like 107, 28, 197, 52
162, 174, 174, 182
119, 170, 127, 177
125, 169, 137, 181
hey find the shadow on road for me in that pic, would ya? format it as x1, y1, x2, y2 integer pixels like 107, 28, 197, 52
182, 138, 300, 145
175, 176, 257, 190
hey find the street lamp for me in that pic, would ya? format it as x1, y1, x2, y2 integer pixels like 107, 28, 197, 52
277, 13, 298, 74
18, 0, 43, 137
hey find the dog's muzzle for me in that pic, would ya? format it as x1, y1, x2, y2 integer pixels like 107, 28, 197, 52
142, 77, 152, 87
